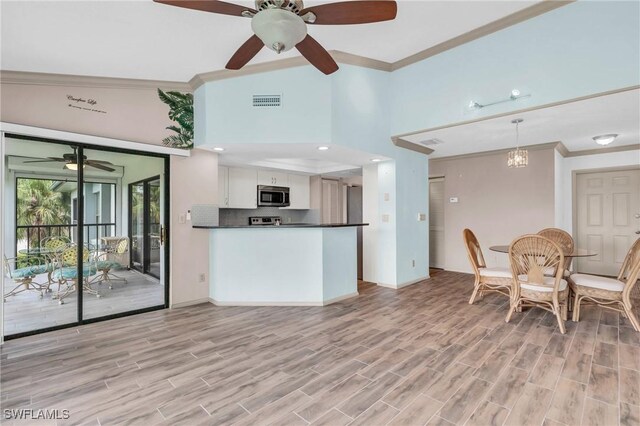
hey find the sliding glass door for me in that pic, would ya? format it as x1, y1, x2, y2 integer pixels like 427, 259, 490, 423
2, 135, 169, 338
129, 176, 162, 279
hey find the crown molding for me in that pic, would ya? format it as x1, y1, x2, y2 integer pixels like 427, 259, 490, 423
429, 141, 561, 162
0, 70, 191, 92
391, 137, 434, 155
564, 143, 640, 158
392, 0, 575, 71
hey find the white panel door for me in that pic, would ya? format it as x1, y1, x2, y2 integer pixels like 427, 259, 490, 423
576, 169, 640, 276
228, 168, 257, 209
429, 178, 445, 269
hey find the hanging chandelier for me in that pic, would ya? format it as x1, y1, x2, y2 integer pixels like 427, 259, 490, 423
507, 118, 528, 168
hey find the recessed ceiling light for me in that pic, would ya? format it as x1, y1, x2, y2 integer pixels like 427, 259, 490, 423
370, 158, 382, 163
592, 134, 618, 146
317, 146, 330, 151
212, 147, 225, 152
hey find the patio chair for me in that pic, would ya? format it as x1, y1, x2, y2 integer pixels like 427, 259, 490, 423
41, 235, 71, 252
94, 237, 129, 289
506, 235, 569, 334
569, 238, 640, 332
52, 244, 100, 305
538, 228, 574, 277
3, 255, 48, 301
463, 228, 512, 304
38, 236, 72, 292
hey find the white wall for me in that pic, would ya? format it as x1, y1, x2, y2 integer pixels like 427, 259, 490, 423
557, 148, 640, 234
169, 148, 218, 307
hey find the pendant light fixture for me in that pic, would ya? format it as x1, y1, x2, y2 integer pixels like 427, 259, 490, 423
507, 118, 528, 168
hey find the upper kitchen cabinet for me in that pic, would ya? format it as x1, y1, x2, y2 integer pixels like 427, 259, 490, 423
228, 168, 257, 209
218, 166, 229, 208
257, 170, 288, 187
284, 174, 310, 210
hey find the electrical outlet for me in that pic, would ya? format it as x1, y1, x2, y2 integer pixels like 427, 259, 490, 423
198, 273, 206, 283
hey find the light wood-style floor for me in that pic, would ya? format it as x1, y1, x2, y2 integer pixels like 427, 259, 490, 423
1, 270, 639, 425
3, 270, 163, 336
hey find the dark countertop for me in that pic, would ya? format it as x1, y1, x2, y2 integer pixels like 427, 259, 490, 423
193, 223, 369, 229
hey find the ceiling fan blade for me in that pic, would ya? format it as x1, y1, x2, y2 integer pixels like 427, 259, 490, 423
301, 0, 397, 25
226, 35, 264, 70
23, 157, 66, 163
85, 159, 114, 165
85, 162, 115, 172
296, 35, 338, 75
153, 0, 256, 17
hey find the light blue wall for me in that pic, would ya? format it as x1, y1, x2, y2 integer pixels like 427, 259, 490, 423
196, 66, 332, 145
390, 0, 640, 135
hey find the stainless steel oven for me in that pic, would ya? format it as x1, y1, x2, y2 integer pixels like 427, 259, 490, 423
257, 185, 290, 207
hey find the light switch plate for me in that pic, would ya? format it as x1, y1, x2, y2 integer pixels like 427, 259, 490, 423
417, 213, 427, 221
449, 197, 459, 203
384, 193, 390, 202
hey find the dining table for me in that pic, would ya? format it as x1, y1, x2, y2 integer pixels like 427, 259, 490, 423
489, 245, 598, 257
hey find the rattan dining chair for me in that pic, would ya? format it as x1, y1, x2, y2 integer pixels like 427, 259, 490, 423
95, 237, 129, 289
463, 229, 512, 304
538, 228, 574, 277
506, 234, 569, 334
569, 238, 640, 332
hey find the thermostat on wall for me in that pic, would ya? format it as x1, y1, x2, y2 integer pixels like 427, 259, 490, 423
449, 197, 459, 203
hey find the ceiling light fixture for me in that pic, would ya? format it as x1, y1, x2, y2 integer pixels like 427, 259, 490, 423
507, 118, 528, 169
64, 163, 85, 171
592, 134, 618, 146
469, 89, 531, 110
317, 146, 330, 151
212, 147, 225, 152
370, 158, 382, 163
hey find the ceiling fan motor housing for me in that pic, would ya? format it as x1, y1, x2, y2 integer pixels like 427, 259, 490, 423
251, 1, 307, 53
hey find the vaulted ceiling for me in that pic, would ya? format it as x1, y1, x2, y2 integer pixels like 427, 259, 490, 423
0, 0, 537, 81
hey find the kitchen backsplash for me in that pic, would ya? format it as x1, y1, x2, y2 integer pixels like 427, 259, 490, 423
219, 208, 320, 226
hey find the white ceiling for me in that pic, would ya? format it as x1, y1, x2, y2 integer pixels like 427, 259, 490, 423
203, 143, 390, 174
0, 0, 536, 81
402, 89, 640, 158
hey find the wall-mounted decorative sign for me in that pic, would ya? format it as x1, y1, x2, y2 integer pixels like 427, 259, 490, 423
66, 94, 107, 114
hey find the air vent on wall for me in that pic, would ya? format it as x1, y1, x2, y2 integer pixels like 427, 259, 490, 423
253, 95, 281, 107
417, 138, 444, 147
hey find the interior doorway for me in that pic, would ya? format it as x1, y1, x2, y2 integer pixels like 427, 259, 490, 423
429, 177, 445, 269
575, 168, 640, 276
129, 176, 162, 279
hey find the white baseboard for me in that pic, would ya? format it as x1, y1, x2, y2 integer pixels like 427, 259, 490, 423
377, 275, 430, 289
170, 298, 211, 308
209, 291, 359, 307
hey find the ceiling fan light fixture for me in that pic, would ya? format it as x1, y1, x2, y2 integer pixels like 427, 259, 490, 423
64, 163, 85, 171
251, 8, 307, 54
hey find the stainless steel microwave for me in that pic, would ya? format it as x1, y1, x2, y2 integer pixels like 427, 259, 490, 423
257, 185, 290, 207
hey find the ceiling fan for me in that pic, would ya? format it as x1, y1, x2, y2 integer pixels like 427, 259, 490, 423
24, 147, 116, 172
154, 0, 398, 75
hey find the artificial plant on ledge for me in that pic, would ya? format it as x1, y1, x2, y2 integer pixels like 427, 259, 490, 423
157, 89, 194, 149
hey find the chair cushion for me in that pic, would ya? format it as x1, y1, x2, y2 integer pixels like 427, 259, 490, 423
570, 274, 624, 292
8, 266, 36, 279
96, 260, 123, 271
52, 265, 98, 280
479, 267, 512, 278
517, 275, 568, 292
29, 264, 54, 275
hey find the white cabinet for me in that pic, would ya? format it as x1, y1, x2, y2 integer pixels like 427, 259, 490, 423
228, 168, 257, 209
257, 170, 288, 187
284, 174, 310, 210
218, 166, 229, 208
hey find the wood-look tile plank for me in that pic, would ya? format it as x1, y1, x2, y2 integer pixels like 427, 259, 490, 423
619, 367, 639, 406
620, 402, 640, 426
423, 363, 476, 403
560, 351, 592, 384
546, 377, 587, 425
466, 400, 509, 426
438, 377, 492, 424
582, 398, 618, 426
593, 341, 618, 369
310, 409, 351, 426
337, 371, 402, 419
529, 354, 565, 389
348, 401, 399, 426
619, 344, 640, 371
504, 383, 553, 426
588, 364, 619, 405
487, 367, 529, 409
387, 394, 441, 426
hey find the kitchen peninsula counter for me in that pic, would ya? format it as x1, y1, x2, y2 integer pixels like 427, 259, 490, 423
200, 224, 368, 306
